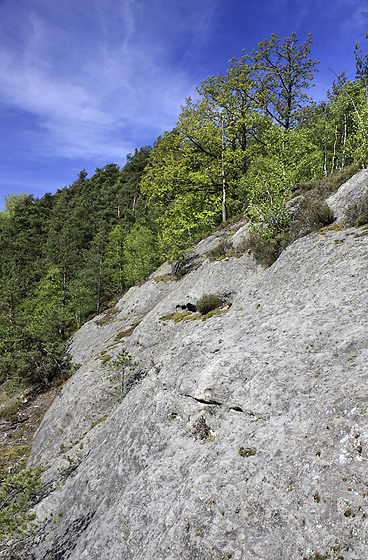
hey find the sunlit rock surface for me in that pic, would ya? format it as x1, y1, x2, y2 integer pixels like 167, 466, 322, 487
28, 175, 368, 560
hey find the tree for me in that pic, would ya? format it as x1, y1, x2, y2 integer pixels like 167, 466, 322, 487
105, 224, 126, 294
27, 265, 68, 340
2, 192, 28, 218
142, 33, 320, 248
250, 32, 319, 130
117, 147, 151, 217
122, 223, 160, 286
178, 63, 266, 222
141, 130, 222, 258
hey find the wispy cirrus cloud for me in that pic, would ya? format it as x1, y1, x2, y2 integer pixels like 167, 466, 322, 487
0, 0, 367, 204
0, 0, 215, 163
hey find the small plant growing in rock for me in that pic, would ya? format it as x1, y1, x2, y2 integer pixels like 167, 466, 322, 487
343, 192, 368, 226
207, 240, 233, 261
311, 202, 335, 228
108, 349, 143, 396
238, 447, 256, 457
109, 349, 138, 373
190, 417, 211, 440
196, 294, 224, 315
244, 232, 287, 267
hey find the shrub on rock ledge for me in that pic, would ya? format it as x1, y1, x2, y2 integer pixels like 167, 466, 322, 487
196, 294, 224, 315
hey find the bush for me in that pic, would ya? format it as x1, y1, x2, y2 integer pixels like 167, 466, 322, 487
244, 200, 334, 267
207, 240, 233, 261
291, 164, 360, 199
344, 193, 368, 226
322, 163, 360, 193
0, 334, 75, 391
311, 202, 335, 227
196, 294, 224, 315
245, 232, 287, 267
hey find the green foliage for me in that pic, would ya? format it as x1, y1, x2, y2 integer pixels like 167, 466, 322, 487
246, 198, 292, 239
123, 223, 161, 286
245, 195, 334, 267
109, 348, 138, 373
2, 193, 28, 218
245, 123, 326, 237
141, 130, 221, 259
105, 224, 125, 294
142, 33, 320, 252
343, 192, 368, 226
245, 232, 288, 267
0, 466, 44, 540
0, 35, 367, 391
108, 348, 139, 396
0, 325, 74, 389
311, 202, 335, 227
196, 294, 224, 315
0, 147, 157, 389
250, 32, 318, 130
207, 240, 234, 260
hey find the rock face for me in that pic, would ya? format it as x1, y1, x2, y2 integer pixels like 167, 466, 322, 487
326, 168, 368, 222
28, 176, 368, 560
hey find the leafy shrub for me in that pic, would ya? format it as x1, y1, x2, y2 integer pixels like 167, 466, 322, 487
244, 198, 334, 267
196, 294, 224, 315
321, 163, 360, 193
291, 164, 360, 198
245, 232, 287, 267
246, 199, 292, 239
0, 327, 75, 390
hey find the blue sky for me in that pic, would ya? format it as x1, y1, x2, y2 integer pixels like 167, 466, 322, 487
0, 0, 367, 207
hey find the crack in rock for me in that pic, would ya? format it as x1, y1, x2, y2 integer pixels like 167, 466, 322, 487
230, 406, 244, 412
182, 394, 222, 406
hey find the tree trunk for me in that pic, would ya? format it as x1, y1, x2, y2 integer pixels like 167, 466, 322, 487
341, 113, 347, 170
331, 124, 337, 175
221, 117, 227, 223
97, 255, 103, 315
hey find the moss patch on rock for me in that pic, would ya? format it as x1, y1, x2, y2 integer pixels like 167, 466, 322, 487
153, 274, 176, 283
160, 311, 201, 324
95, 307, 120, 326
114, 321, 142, 341
202, 303, 231, 321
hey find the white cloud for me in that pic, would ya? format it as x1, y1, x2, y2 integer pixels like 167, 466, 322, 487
0, 0, 215, 162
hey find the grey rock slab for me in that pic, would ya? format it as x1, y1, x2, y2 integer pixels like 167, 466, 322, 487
27, 173, 368, 560
326, 168, 368, 222
28, 226, 368, 560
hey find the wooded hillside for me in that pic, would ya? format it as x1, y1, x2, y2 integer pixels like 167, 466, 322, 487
1, 32, 368, 391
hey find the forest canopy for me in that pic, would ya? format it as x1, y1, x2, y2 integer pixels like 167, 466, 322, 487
1, 32, 367, 391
